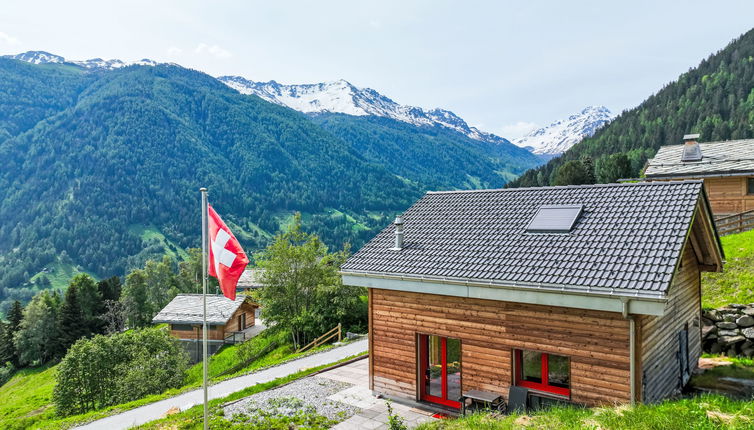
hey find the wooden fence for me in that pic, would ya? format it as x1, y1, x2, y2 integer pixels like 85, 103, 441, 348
716, 210, 754, 236
296, 323, 342, 353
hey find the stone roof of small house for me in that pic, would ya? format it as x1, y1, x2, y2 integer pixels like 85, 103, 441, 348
645, 139, 754, 178
341, 181, 721, 299
237, 269, 265, 289
152, 294, 255, 325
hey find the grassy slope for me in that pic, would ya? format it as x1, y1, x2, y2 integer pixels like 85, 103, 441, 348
29, 261, 96, 291
702, 229, 754, 308
128, 224, 190, 261
0, 328, 340, 429
0, 365, 57, 429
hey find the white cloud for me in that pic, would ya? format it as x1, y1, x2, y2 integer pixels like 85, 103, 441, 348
498, 121, 538, 139
166, 46, 183, 56
194, 43, 231, 59
0, 31, 20, 47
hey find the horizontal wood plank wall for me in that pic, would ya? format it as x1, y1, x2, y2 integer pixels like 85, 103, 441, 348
640, 244, 701, 403
704, 177, 754, 215
225, 303, 257, 334
170, 325, 226, 341
371, 289, 631, 406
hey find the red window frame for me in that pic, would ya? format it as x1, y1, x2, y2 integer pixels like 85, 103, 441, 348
514, 349, 570, 397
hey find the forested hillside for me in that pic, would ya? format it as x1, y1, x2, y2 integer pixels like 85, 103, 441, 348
311, 113, 539, 188
0, 59, 539, 311
509, 28, 754, 188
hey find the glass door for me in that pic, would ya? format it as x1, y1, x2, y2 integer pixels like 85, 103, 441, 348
418, 334, 461, 408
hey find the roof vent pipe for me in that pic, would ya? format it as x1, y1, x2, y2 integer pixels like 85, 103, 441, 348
391, 216, 404, 251
681, 133, 702, 162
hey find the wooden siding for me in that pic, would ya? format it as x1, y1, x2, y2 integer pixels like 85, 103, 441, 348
225, 302, 257, 333
168, 302, 257, 341
370, 289, 632, 407
704, 176, 754, 215
639, 244, 702, 403
648, 176, 754, 216
170, 324, 225, 341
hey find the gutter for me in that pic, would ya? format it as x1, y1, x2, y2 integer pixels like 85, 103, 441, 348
621, 297, 636, 405
339, 270, 668, 302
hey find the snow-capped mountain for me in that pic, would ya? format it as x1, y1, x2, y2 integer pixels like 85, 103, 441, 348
219, 76, 511, 145
513, 106, 614, 156
3, 51, 159, 70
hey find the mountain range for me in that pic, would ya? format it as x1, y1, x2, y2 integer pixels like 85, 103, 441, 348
513, 106, 613, 156
0, 52, 543, 311
508, 27, 754, 188
4, 51, 609, 156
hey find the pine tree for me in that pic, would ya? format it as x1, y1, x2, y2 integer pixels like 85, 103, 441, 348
1, 301, 23, 366
55, 285, 87, 359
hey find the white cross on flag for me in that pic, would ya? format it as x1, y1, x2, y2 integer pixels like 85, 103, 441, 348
208, 204, 249, 300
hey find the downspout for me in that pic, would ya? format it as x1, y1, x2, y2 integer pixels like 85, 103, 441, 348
621, 297, 636, 406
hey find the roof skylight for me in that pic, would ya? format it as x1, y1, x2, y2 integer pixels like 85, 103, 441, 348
525, 205, 584, 233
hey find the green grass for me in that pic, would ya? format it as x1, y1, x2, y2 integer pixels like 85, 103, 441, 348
0, 365, 58, 429
133, 352, 367, 430
29, 261, 95, 290
128, 224, 189, 260
416, 394, 754, 430
702, 228, 754, 308
0, 327, 343, 429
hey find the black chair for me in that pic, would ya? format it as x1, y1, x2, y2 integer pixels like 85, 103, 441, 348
507, 386, 529, 414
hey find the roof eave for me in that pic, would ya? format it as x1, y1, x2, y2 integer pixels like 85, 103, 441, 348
341, 270, 668, 316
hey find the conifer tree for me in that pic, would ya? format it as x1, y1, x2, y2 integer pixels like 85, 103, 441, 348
0, 301, 23, 366
55, 285, 87, 358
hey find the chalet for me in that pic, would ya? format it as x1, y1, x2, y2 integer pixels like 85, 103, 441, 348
237, 269, 265, 292
341, 181, 723, 410
152, 294, 259, 362
645, 135, 754, 220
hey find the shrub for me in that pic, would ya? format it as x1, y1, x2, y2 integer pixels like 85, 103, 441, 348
53, 326, 188, 416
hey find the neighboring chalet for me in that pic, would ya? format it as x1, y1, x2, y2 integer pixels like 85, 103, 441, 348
237, 268, 265, 292
645, 135, 754, 218
341, 181, 723, 411
152, 294, 259, 362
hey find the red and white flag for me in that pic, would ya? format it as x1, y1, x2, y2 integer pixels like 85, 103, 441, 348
207, 204, 249, 300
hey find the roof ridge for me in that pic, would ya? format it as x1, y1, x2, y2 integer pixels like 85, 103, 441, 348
655, 138, 754, 149
426, 180, 702, 195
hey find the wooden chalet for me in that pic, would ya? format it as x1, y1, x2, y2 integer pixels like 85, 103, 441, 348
645, 135, 754, 228
341, 181, 723, 411
152, 294, 258, 362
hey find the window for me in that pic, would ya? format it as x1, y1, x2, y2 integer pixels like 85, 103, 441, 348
747, 178, 754, 195
526, 205, 584, 233
171, 324, 195, 331
514, 349, 570, 396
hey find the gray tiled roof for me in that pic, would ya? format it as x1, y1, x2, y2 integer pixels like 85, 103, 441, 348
152, 294, 249, 325
237, 269, 264, 289
341, 181, 706, 297
645, 139, 754, 178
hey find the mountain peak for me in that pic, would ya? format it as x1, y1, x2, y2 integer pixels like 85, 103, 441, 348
514, 106, 614, 156
3, 51, 160, 71
217, 75, 511, 145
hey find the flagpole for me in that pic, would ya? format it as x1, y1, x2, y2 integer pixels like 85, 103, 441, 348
200, 187, 209, 430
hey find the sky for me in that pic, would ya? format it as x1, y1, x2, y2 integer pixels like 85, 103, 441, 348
1, 1, 753, 138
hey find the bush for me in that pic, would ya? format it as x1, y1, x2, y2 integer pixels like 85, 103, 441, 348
53, 326, 189, 416
0, 363, 14, 386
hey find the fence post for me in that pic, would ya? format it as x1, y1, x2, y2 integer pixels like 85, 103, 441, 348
338, 323, 342, 343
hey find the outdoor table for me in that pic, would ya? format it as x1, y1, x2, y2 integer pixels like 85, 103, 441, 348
461, 389, 504, 415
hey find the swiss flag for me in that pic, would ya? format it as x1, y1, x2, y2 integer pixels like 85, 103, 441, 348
208, 204, 249, 300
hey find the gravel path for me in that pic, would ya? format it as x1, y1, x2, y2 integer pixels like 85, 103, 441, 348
223, 377, 361, 421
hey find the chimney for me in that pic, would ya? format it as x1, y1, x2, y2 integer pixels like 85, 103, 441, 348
681, 133, 702, 162
391, 216, 404, 251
